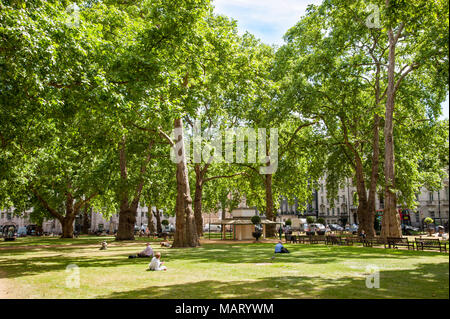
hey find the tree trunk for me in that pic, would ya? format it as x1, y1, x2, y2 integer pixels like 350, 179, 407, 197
193, 166, 204, 237
153, 208, 162, 234
366, 114, 380, 238
61, 192, 76, 238
82, 205, 90, 234
61, 216, 75, 238
115, 136, 139, 241
381, 28, 402, 238
148, 211, 155, 233
172, 118, 200, 247
354, 159, 369, 235
116, 208, 136, 240
265, 174, 276, 237
221, 198, 226, 220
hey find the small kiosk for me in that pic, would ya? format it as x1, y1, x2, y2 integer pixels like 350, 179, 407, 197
210, 207, 281, 240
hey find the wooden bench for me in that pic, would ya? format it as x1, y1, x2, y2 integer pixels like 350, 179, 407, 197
297, 235, 311, 244
386, 237, 414, 250
362, 237, 387, 248
310, 235, 326, 244
285, 234, 298, 244
343, 236, 357, 245
326, 236, 353, 246
415, 238, 447, 252
285, 233, 292, 243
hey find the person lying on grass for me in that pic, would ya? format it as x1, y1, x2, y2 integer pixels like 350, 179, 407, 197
274, 241, 289, 254
160, 240, 172, 248
148, 252, 167, 271
129, 243, 153, 258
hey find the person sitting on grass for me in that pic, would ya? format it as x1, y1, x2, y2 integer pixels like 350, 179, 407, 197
148, 252, 167, 271
274, 241, 289, 254
129, 243, 153, 259
100, 241, 108, 250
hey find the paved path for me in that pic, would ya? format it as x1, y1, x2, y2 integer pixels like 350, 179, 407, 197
0, 270, 15, 299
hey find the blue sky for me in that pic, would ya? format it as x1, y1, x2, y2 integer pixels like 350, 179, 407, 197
212, 0, 449, 119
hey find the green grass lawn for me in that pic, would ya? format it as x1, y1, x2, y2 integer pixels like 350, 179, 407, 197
0, 236, 448, 299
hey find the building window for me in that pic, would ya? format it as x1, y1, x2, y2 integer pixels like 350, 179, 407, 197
342, 195, 346, 203
141, 212, 145, 217
429, 192, 434, 201
415, 212, 420, 221
429, 211, 435, 218
332, 208, 335, 216
321, 196, 323, 204
337, 208, 340, 215
445, 187, 449, 200
327, 208, 329, 215
7, 213, 11, 220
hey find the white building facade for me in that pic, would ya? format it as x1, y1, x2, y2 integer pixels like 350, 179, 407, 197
278, 176, 449, 229
0, 205, 175, 235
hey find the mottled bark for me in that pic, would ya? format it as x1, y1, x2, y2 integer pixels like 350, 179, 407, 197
116, 208, 136, 240
381, 26, 402, 238
147, 211, 155, 233
193, 165, 204, 237
172, 118, 200, 247
265, 173, 276, 237
366, 115, 380, 238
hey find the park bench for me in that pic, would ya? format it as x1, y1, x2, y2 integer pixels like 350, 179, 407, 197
310, 235, 326, 244
285, 234, 298, 244
285, 233, 292, 243
362, 237, 387, 248
415, 238, 447, 253
386, 237, 414, 250
326, 236, 353, 246
297, 235, 311, 244
350, 235, 365, 244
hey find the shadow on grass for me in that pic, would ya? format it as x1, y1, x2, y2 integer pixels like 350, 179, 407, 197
0, 243, 446, 280
162, 243, 446, 265
99, 262, 449, 299
0, 236, 163, 248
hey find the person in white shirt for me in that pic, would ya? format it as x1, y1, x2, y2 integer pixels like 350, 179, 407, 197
137, 243, 154, 257
129, 243, 154, 258
148, 252, 167, 271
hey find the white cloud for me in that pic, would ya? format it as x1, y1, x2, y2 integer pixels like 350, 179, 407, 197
212, 0, 322, 45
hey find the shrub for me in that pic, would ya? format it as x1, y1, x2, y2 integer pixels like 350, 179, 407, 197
306, 216, 315, 224
251, 215, 261, 225
161, 220, 169, 226
317, 217, 325, 225
285, 219, 292, 226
